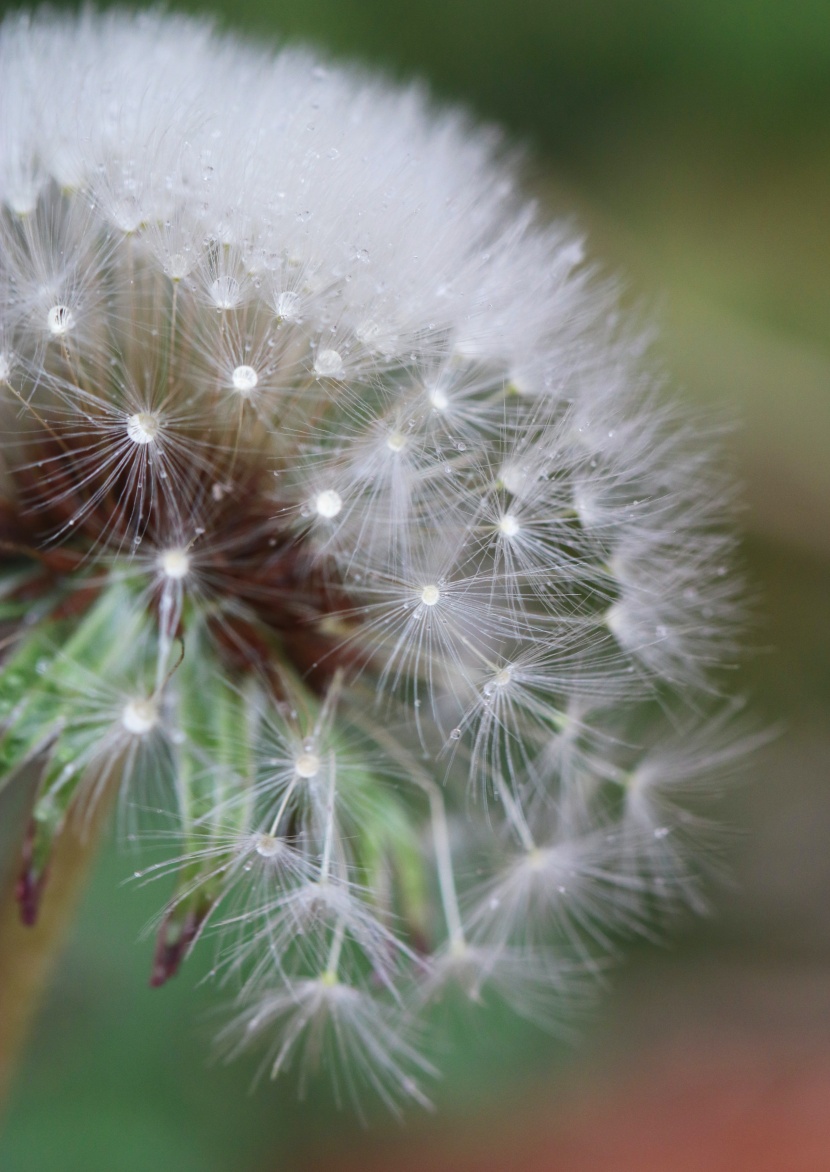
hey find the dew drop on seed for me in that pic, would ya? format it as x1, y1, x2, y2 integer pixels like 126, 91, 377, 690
356, 319, 380, 344
314, 489, 342, 519
126, 412, 160, 445
255, 833, 282, 858
314, 348, 343, 377
275, 291, 300, 320
165, 252, 190, 280
210, 276, 241, 309
449, 728, 462, 741
47, 304, 74, 335
295, 751, 321, 779
232, 364, 258, 394
159, 548, 190, 580
121, 698, 157, 735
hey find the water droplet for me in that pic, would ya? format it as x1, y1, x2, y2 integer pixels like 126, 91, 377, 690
232, 364, 258, 394
122, 698, 157, 735
47, 304, 74, 336
158, 548, 190, 580
255, 834, 281, 858
295, 751, 321, 778
314, 349, 343, 377
210, 275, 240, 310
314, 489, 342, 519
275, 290, 300, 321
126, 412, 160, 445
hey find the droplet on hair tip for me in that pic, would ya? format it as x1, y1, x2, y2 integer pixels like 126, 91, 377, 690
47, 304, 74, 335
232, 364, 258, 393
314, 489, 342, 519
126, 411, 160, 445
314, 349, 343, 377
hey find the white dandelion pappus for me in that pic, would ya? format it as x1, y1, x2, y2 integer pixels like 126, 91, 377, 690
0, 9, 750, 1110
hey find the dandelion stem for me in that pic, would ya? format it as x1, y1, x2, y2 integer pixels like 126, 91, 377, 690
319, 754, 337, 883
493, 771, 536, 853
426, 784, 464, 950
325, 918, 346, 977
350, 711, 465, 949
0, 772, 112, 1111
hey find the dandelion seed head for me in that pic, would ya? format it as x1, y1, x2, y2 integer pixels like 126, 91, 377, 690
0, 8, 750, 1112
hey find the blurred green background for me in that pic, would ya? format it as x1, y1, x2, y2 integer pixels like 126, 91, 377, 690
1, 1, 829, 1169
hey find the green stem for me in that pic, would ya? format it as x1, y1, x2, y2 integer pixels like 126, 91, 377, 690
0, 784, 110, 1112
